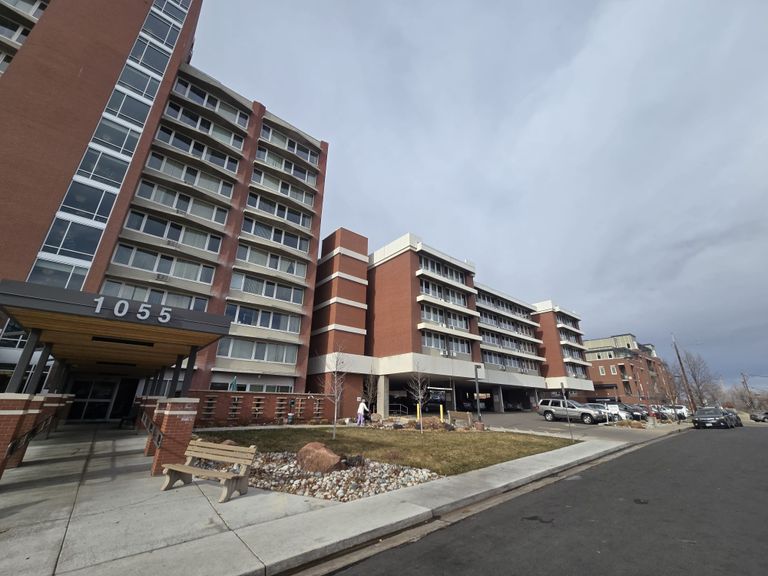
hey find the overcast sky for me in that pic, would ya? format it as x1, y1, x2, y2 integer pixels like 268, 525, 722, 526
192, 0, 768, 390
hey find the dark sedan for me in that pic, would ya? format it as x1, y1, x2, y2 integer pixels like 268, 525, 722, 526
692, 407, 733, 429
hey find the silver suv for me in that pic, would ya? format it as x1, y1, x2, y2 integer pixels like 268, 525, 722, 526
537, 399, 606, 425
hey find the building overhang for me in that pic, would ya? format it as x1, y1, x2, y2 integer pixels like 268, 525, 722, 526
0, 280, 230, 376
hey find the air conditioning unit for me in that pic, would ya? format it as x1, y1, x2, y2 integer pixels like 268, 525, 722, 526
500, 365, 507, 371
439, 350, 449, 356
440, 323, 447, 328
167, 240, 178, 247
450, 351, 457, 357
155, 273, 169, 281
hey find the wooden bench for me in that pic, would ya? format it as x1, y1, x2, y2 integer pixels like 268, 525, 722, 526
161, 440, 257, 503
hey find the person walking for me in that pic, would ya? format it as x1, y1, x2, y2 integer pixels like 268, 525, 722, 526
356, 398, 369, 426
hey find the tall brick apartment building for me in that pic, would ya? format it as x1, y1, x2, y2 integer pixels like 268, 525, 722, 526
0, 0, 327, 417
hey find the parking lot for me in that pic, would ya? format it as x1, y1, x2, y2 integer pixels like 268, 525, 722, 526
480, 409, 691, 443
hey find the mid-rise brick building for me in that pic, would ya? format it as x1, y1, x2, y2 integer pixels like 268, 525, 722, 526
309, 232, 594, 416
583, 334, 674, 404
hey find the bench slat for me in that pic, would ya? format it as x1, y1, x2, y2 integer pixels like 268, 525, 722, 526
164, 463, 239, 480
184, 448, 256, 466
189, 440, 257, 455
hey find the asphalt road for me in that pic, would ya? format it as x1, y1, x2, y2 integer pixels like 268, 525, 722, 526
331, 426, 768, 576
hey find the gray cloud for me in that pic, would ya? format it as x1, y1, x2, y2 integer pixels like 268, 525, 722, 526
193, 0, 768, 387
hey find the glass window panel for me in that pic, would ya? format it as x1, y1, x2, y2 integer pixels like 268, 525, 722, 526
231, 339, 253, 359
132, 249, 156, 270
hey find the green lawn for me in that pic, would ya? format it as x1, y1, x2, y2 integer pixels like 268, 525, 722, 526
197, 427, 573, 476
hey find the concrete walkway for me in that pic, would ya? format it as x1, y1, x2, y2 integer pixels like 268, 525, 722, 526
0, 422, 687, 576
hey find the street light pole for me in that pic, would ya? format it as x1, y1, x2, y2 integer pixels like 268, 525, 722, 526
473, 364, 482, 422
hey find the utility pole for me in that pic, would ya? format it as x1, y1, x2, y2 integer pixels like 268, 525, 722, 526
672, 335, 697, 413
741, 373, 756, 411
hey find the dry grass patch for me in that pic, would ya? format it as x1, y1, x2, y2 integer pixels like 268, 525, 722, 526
197, 427, 573, 476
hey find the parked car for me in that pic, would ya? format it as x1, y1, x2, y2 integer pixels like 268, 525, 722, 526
624, 404, 649, 421
749, 410, 768, 422
692, 407, 732, 429
723, 409, 743, 427
601, 402, 634, 421
672, 405, 691, 419
585, 402, 631, 421
537, 399, 607, 425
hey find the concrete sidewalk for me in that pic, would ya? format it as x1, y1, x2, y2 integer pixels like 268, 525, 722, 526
0, 423, 685, 576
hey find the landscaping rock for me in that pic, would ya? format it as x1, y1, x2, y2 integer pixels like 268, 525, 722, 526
297, 442, 344, 473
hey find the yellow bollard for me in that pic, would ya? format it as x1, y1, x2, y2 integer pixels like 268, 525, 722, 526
416, 404, 421, 421
439, 404, 444, 423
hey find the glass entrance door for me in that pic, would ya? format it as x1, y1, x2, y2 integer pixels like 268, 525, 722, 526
69, 379, 118, 420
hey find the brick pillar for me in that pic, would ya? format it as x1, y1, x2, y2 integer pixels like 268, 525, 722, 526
4, 395, 44, 469
0, 394, 34, 480
142, 396, 165, 457
150, 397, 199, 476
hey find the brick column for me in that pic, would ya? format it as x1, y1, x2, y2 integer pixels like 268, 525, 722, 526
141, 396, 165, 457
0, 394, 34, 480
150, 397, 199, 476
4, 395, 44, 470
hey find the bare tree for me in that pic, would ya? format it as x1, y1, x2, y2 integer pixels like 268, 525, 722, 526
683, 350, 720, 407
326, 350, 346, 440
363, 367, 377, 414
406, 363, 430, 434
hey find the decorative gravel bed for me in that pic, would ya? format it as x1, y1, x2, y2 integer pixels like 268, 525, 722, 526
249, 451, 441, 502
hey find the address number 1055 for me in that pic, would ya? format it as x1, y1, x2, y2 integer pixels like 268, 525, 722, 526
93, 297, 172, 324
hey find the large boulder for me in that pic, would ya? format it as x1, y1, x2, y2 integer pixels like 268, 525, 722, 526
297, 442, 344, 473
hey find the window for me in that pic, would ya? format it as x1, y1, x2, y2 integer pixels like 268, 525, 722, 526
599, 366, 606, 376
165, 102, 243, 149
129, 36, 170, 75
255, 147, 317, 186
261, 123, 319, 165
125, 210, 221, 252
146, 153, 233, 198
236, 243, 307, 278
216, 337, 298, 365
224, 303, 300, 333
77, 148, 129, 187
141, 12, 180, 48
101, 280, 207, 311
61, 180, 116, 223
152, 0, 188, 24
106, 89, 151, 127
117, 64, 160, 100
246, 193, 311, 228
5, 1, 48, 18
0, 50, 13, 74
251, 169, 314, 207
28, 259, 87, 290
112, 244, 214, 284
156, 126, 239, 172
241, 218, 310, 253
173, 78, 249, 127
610, 365, 618, 375
230, 272, 304, 304
41, 218, 102, 261
93, 118, 140, 156
0, 16, 30, 44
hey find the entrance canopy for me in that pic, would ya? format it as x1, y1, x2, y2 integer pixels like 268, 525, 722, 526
0, 280, 230, 377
